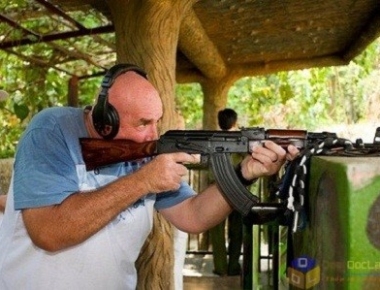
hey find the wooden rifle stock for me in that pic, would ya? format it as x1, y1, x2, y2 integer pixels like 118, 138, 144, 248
80, 138, 158, 170
264, 129, 307, 148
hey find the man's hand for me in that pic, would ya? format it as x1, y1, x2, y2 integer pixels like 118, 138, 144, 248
240, 140, 299, 180
135, 152, 199, 193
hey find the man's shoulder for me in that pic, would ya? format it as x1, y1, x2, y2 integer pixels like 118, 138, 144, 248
28, 107, 83, 131
33, 106, 81, 121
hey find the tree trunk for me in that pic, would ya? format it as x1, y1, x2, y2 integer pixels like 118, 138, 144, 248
109, 0, 195, 130
107, 0, 196, 289
201, 75, 237, 130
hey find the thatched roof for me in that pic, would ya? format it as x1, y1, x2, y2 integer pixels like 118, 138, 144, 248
1, 0, 379, 82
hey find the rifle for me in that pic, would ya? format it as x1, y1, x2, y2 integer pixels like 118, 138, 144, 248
80, 127, 339, 217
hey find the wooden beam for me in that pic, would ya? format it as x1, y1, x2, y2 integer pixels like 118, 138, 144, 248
176, 55, 348, 83
35, 0, 87, 30
48, 42, 105, 69
343, 10, 380, 61
178, 8, 226, 79
0, 25, 114, 49
35, 0, 115, 50
231, 55, 348, 78
2, 48, 74, 75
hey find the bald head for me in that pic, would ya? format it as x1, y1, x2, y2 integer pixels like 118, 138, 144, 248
100, 71, 163, 141
108, 71, 158, 104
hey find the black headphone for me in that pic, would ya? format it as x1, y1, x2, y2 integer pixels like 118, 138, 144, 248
92, 63, 148, 139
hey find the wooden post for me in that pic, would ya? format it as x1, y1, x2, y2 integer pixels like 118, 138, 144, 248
68, 76, 79, 107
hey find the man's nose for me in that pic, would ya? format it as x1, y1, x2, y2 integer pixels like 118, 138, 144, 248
146, 124, 158, 141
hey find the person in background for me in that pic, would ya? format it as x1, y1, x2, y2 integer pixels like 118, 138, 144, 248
0, 64, 298, 290
210, 108, 245, 276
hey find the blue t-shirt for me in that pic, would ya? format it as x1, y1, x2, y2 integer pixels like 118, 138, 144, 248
13, 107, 195, 210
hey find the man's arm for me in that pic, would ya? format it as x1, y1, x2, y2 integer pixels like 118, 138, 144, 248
22, 152, 197, 252
161, 141, 298, 233
160, 183, 233, 234
22, 174, 147, 252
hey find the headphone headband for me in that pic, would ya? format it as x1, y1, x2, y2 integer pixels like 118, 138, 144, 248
100, 63, 147, 89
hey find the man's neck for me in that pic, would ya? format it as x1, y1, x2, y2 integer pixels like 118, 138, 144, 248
84, 109, 99, 138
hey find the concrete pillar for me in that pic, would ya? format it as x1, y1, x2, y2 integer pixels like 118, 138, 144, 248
290, 156, 380, 289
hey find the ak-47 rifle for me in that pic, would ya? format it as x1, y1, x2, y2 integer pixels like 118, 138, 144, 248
80, 127, 342, 217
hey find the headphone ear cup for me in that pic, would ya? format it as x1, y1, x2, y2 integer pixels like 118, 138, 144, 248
99, 102, 119, 139
92, 89, 120, 139
91, 88, 113, 139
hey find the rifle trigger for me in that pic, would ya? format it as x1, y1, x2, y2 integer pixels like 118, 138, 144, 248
200, 155, 209, 165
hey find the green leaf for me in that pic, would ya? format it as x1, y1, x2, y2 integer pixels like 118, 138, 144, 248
13, 103, 29, 121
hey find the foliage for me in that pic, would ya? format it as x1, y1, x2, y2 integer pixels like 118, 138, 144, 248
176, 39, 380, 132
79, 76, 103, 106
224, 40, 380, 131
175, 83, 204, 129
0, 0, 108, 155
0, 50, 101, 158
1, 28, 380, 157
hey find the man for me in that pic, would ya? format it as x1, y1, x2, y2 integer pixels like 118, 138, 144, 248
0, 64, 298, 289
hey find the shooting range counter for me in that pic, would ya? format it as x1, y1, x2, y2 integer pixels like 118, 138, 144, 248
289, 155, 380, 289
